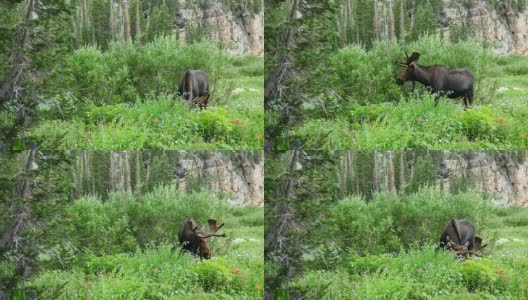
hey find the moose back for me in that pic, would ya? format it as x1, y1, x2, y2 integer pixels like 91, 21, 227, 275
176, 70, 210, 110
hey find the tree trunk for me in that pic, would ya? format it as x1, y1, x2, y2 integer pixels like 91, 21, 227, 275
373, 151, 379, 192
0, 149, 35, 279
399, 150, 405, 190
0, 0, 35, 131
373, 0, 379, 40
135, 151, 141, 193
399, 0, 405, 41
386, 151, 395, 191
135, 0, 141, 40
123, 0, 131, 42
109, 151, 115, 192
346, 0, 353, 41
409, 0, 415, 37
146, 1, 151, 36
388, 0, 395, 40
123, 151, 131, 192
109, 0, 116, 41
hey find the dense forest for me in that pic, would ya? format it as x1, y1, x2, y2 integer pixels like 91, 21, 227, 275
265, 0, 528, 150
0, 0, 264, 150
0, 150, 264, 298
264, 150, 528, 298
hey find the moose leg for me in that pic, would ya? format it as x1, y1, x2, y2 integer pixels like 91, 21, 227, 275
468, 90, 474, 107
463, 93, 470, 109
434, 94, 441, 106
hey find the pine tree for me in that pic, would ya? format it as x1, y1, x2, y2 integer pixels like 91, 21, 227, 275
412, 1, 437, 40
150, 0, 173, 39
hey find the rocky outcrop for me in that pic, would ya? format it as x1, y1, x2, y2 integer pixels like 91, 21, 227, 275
177, 1, 263, 55
441, 151, 528, 206
176, 151, 264, 206
440, 0, 528, 54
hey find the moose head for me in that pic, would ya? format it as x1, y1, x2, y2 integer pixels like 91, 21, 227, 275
395, 51, 421, 85
178, 218, 227, 259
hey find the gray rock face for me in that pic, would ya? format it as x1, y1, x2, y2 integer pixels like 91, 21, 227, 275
177, 1, 263, 55
441, 151, 528, 206
176, 151, 264, 206
440, 0, 528, 54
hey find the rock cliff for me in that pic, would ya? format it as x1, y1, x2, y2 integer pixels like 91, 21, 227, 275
441, 0, 528, 54
177, 1, 263, 55
441, 151, 528, 206
176, 151, 264, 206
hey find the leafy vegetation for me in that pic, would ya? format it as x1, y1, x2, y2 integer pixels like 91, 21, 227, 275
265, 151, 528, 299
1, 186, 264, 299
265, 0, 528, 150
24, 38, 263, 150
1, 0, 263, 150
286, 206, 528, 299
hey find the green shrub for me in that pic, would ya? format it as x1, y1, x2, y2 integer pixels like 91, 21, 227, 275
192, 258, 244, 293
457, 107, 497, 141
323, 186, 493, 255
456, 259, 509, 293
57, 186, 229, 256
30, 96, 263, 150
324, 35, 494, 105
195, 108, 244, 143
49, 37, 227, 114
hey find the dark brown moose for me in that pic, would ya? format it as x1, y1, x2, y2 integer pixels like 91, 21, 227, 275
439, 219, 487, 259
178, 218, 226, 259
395, 51, 474, 108
177, 70, 210, 110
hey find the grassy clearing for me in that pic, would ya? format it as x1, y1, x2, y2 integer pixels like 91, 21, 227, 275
283, 206, 528, 299
28, 39, 263, 150
7, 187, 264, 299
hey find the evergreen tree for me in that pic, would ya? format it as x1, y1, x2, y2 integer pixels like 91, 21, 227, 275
150, 0, 173, 39
411, 1, 437, 40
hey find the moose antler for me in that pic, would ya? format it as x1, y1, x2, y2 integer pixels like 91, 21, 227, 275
192, 220, 227, 239
208, 219, 225, 233
395, 51, 421, 67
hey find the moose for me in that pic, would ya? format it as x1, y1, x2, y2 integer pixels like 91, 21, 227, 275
176, 70, 210, 110
177, 217, 227, 259
395, 51, 474, 108
438, 219, 487, 259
